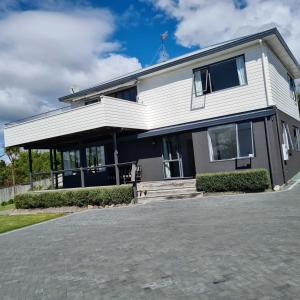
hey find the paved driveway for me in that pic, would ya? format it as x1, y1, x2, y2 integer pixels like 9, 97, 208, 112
1, 184, 300, 300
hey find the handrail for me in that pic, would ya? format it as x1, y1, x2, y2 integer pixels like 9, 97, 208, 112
4, 95, 142, 128
31, 161, 140, 202
4, 105, 72, 128
31, 161, 137, 176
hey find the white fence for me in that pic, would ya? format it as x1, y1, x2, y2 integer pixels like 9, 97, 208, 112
0, 178, 51, 203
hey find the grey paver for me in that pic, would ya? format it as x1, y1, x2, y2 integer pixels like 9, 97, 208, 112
1, 184, 300, 299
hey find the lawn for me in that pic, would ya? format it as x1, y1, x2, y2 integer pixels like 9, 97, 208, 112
0, 203, 15, 211
0, 213, 64, 234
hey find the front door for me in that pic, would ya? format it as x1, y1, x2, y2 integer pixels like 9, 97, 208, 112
162, 136, 183, 179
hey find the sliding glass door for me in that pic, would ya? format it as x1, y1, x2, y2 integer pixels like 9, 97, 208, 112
162, 136, 183, 179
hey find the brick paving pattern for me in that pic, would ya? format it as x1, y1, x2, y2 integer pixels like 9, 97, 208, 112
1, 184, 300, 299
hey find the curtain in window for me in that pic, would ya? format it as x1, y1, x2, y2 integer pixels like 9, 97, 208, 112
282, 123, 293, 151
194, 70, 203, 96
236, 56, 246, 85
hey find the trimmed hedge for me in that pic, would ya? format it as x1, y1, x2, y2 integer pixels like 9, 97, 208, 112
15, 185, 133, 209
196, 169, 270, 193
1, 198, 14, 206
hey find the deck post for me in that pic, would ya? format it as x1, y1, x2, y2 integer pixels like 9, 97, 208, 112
54, 149, 59, 189
49, 149, 55, 189
113, 131, 120, 185
28, 148, 33, 190
80, 167, 85, 188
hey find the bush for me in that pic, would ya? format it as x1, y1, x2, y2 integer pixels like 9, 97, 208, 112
196, 169, 270, 193
14, 185, 134, 209
1, 199, 14, 206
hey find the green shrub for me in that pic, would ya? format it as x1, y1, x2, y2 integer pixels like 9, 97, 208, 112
1, 199, 14, 206
14, 185, 134, 209
196, 169, 270, 193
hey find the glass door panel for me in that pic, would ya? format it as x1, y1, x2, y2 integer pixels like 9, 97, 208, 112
162, 136, 183, 178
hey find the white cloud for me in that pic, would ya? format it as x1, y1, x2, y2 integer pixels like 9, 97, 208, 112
148, 0, 300, 60
0, 8, 141, 125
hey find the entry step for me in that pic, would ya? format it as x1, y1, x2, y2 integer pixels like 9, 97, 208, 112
137, 179, 202, 203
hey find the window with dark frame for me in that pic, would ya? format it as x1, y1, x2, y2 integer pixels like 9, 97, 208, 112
85, 145, 106, 173
107, 86, 137, 102
287, 74, 297, 103
282, 122, 293, 151
193, 55, 247, 97
62, 150, 81, 176
293, 127, 300, 150
208, 121, 254, 161
85, 98, 100, 106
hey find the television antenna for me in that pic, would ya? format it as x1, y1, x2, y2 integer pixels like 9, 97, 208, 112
150, 31, 170, 65
70, 85, 80, 94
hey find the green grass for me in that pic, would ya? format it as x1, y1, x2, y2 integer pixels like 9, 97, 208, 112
0, 213, 64, 234
0, 203, 15, 211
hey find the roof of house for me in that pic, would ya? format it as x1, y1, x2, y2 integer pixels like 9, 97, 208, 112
59, 27, 300, 102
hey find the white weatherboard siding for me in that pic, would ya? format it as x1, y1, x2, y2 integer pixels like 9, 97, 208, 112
267, 47, 300, 121
138, 45, 268, 129
4, 97, 148, 147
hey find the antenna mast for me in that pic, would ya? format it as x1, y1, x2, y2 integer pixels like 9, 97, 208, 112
149, 31, 170, 65
159, 31, 169, 62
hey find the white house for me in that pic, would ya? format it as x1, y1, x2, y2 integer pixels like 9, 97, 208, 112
4, 28, 300, 189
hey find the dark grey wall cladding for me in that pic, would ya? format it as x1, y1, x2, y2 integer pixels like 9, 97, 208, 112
276, 109, 300, 181
192, 119, 271, 176
267, 115, 285, 186
118, 137, 164, 181
118, 133, 196, 181
61, 108, 300, 189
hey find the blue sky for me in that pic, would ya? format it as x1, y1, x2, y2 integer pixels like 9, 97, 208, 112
17, 0, 195, 66
0, 0, 300, 158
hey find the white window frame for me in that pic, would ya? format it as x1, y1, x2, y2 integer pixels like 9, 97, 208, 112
207, 121, 254, 162
193, 55, 247, 97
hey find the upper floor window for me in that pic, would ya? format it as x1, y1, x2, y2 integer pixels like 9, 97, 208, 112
194, 55, 247, 97
85, 98, 100, 106
107, 86, 137, 102
287, 74, 297, 103
208, 121, 253, 161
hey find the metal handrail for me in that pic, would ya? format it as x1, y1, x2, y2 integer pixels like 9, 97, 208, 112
31, 161, 137, 176
4, 105, 72, 128
4, 95, 137, 128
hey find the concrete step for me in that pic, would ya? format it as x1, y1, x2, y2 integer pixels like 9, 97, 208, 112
138, 191, 203, 204
138, 187, 197, 198
138, 179, 196, 191
136, 179, 200, 203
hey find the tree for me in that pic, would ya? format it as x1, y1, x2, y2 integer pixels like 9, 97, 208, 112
0, 149, 61, 188
5, 147, 20, 188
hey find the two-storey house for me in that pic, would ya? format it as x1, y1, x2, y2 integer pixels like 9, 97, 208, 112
4, 28, 300, 189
